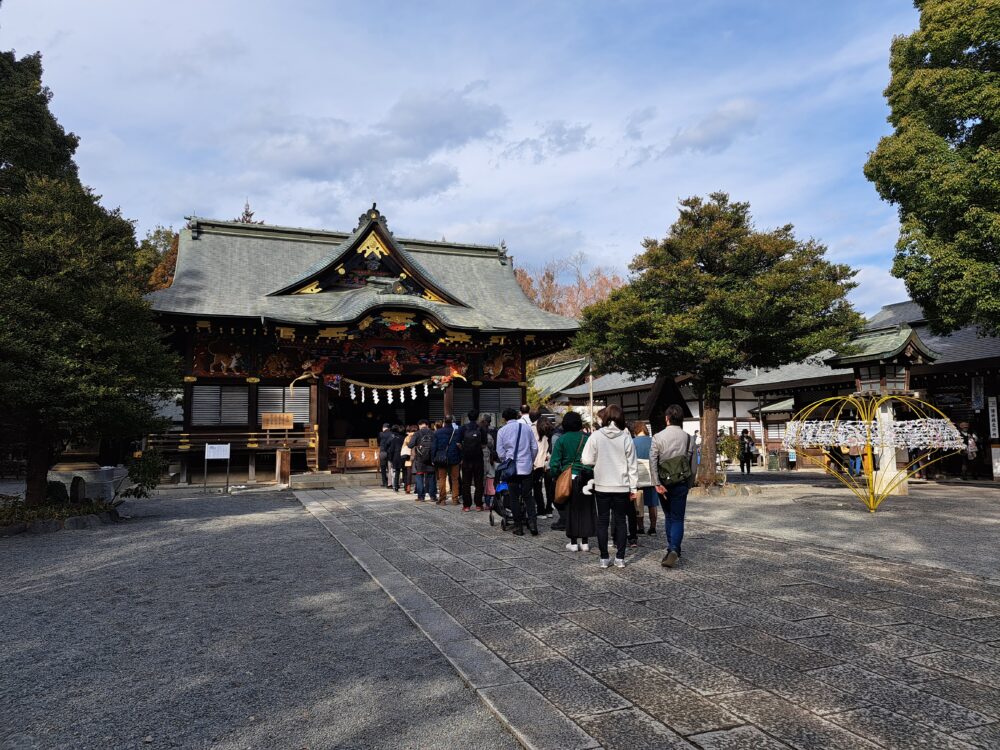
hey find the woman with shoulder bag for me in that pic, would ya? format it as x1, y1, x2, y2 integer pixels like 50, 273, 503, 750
631, 421, 659, 536
549, 411, 593, 552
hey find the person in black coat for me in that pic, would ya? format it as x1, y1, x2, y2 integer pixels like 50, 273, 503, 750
387, 425, 405, 492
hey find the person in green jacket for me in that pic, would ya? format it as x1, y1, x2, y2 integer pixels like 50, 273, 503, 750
550, 411, 595, 552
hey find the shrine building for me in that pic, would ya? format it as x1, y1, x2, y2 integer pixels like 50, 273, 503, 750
147, 204, 578, 479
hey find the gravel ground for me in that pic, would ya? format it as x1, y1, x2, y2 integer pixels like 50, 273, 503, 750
694, 477, 1000, 580
0, 492, 521, 750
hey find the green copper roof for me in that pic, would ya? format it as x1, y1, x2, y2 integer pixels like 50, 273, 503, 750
825, 324, 939, 367
533, 358, 590, 398
148, 209, 579, 334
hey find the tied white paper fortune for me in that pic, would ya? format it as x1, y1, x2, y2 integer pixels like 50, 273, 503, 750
783, 419, 963, 450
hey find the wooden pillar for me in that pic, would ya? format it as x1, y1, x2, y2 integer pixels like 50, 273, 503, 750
248, 452, 256, 482
443, 385, 454, 419
182, 381, 193, 484
317, 379, 329, 470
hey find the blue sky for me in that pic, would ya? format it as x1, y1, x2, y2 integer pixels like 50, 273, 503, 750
3, 0, 919, 314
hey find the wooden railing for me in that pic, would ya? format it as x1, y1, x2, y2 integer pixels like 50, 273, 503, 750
146, 428, 320, 472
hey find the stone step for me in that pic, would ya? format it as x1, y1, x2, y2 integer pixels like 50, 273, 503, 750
289, 472, 381, 489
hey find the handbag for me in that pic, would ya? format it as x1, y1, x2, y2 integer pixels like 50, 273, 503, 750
636, 457, 654, 488
554, 434, 585, 507
496, 423, 523, 482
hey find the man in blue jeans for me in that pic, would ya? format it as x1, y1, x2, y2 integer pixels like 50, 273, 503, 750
495, 407, 539, 536
649, 404, 695, 568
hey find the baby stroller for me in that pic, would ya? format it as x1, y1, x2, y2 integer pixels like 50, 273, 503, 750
489, 480, 514, 531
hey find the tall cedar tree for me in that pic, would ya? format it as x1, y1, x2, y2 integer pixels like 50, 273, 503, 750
575, 193, 862, 485
865, 0, 1000, 335
0, 51, 178, 505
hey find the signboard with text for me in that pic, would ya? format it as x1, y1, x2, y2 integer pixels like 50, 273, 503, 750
205, 443, 231, 460
262, 412, 295, 431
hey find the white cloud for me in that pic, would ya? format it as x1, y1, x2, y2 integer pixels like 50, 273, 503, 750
850, 266, 909, 317
624, 106, 657, 141
667, 99, 759, 155
502, 121, 595, 163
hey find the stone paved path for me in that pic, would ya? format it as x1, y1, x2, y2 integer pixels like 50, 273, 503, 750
297, 486, 1000, 750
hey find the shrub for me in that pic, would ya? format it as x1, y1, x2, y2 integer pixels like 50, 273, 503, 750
0, 496, 114, 525
115, 449, 167, 504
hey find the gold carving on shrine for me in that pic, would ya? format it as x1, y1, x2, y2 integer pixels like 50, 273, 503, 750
357, 232, 389, 259
277, 327, 296, 340
382, 312, 415, 326
183, 375, 197, 382
294, 281, 322, 294
423, 319, 439, 333
440, 330, 472, 344
318, 327, 349, 340
336, 266, 346, 275
195, 320, 212, 331
246, 376, 260, 384
422, 290, 445, 303
490, 335, 507, 345
358, 317, 374, 330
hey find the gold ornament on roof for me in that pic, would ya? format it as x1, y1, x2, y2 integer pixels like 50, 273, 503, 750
294, 281, 322, 294
357, 232, 390, 259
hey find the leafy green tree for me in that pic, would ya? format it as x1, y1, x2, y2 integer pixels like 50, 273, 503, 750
865, 0, 1000, 334
575, 193, 862, 484
0, 51, 79, 195
0, 50, 179, 506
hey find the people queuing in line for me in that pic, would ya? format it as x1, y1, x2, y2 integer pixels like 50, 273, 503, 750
407, 419, 437, 502
377, 423, 394, 488
631, 421, 659, 536
401, 424, 416, 493
496, 406, 539, 536
549, 410, 593, 552
581, 404, 638, 568
532, 416, 554, 519
392, 403, 705, 573
650, 404, 696, 569
433, 415, 462, 505
458, 410, 487, 511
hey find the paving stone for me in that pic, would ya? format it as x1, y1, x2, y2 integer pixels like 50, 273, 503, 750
508, 555, 558, 577
406, 604, 471, 647
514, 656, 632, 718
452, 551, 512, 570
461, 578, 527, 604
491, 599, 565, 634
810, 664, 993, 733
565, 609, 662, 647
486, 542, 532, 560
598, 665, 741, 735
713, 628, 841, 671
917, 678, 1000, 719
707, 604, 828, 639
553, 636, 639, 674
590, 576, 666, 602
825, 707, 978, 750
851, 653, 944, 684
436, 594, 507, 627
462, 619, 553, 664
795, 634, 874, 661
521, 585, 595, 613
864, 632, 941, 658
644, 598, 736, 630
954, 721, 1000, 748
409, 574, 472, 599
438, 637, 521, 689
438, 559, 486, 582
576, 708, 696, 750
909, 651, 1000, 688
688, 725, 792, 749
586, 592, 668, 621
491, 565, 547, 589
887, 624, 1000, 661
478, 682, 600, 750
718, 689, 880, 749
625, 642, 751, 696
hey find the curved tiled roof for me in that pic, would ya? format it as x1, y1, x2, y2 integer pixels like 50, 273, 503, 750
148, 216, 579, 334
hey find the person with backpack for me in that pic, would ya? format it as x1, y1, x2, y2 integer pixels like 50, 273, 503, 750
407, 419, 437, 502
581, 404, 638, 568
496, 407, 539, 536
458, 410, 487, 512
650, 404, 696, 568
433, 415, 461, 505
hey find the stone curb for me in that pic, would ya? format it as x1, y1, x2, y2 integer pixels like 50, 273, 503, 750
1, 510, 120, 538
297, 493, 600, 750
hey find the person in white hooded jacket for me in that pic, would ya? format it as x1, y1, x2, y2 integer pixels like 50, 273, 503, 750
581, 404, 638, 568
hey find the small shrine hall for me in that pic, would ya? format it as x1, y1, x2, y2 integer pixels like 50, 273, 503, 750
148, 204, 578, 478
